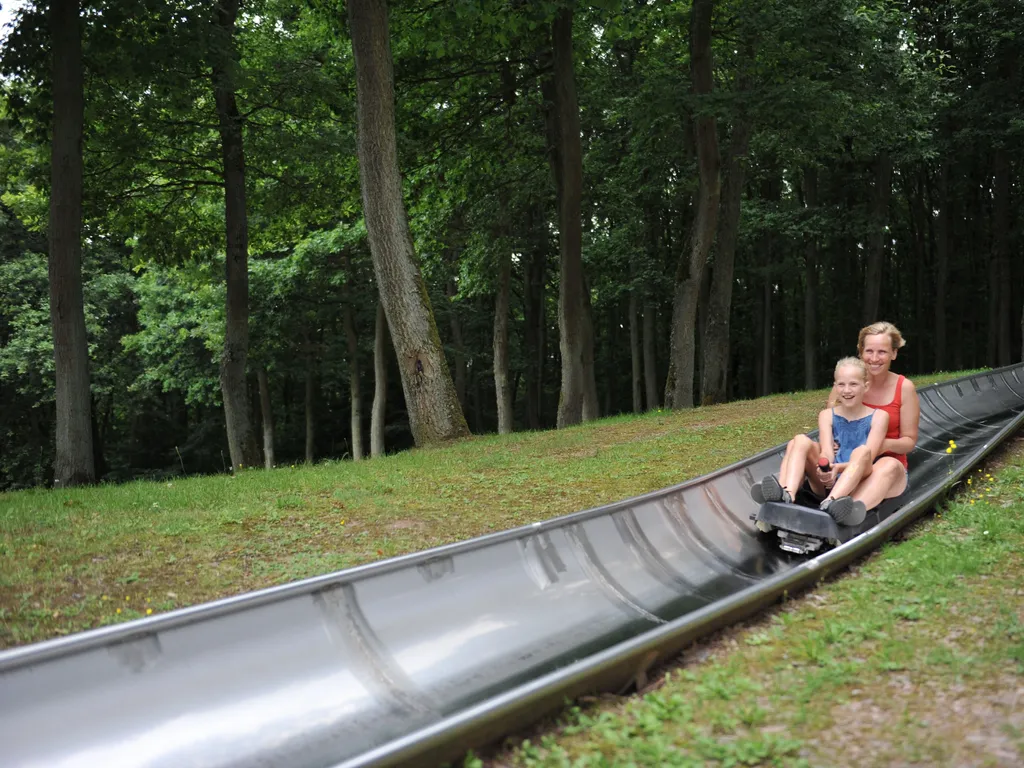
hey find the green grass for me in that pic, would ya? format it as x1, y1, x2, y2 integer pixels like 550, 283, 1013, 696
483, 436, 1024, 768
0, 371, 975, 648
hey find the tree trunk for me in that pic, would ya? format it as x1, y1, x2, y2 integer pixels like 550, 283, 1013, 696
934, 162, 950, 370
348, 0, 469, 445
803, 166, 818, 391
581, 275, 600, 421
643, 299, 658, 410
494, 63, 515, 434
371, 300, 389, 457
493, 242, 514, 434
446, 279, 467, 410
908, 167, 929, 372
49, 0, 95, 486
758, 176, 780, 396
701, 113, 752, 404
665, 0, 720, 410
212, 0, 259, 472
629, 291, 642, 413
523, 236, 545, 429
256, 367, 275, 469
548, 6, 593, 428
863, 151, 892, 324
343, 256, 363, 461
305, 362, 315, 464
992, 148, 1012, 366
761, 257, 772, 397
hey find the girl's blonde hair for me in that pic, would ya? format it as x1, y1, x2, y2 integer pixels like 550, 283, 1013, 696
857, 321, 906, 355
834, 356, 869, 381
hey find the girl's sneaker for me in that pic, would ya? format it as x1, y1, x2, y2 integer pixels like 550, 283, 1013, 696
820, 496, 867, 526
753, 475, 791, 504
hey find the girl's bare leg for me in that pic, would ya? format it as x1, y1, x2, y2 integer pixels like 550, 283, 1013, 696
781, 435, 820, 497
826, 446, 873, 500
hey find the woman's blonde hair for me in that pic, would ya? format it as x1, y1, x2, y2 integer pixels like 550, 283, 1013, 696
857, 321, 906, 355
834, 356, 869, 381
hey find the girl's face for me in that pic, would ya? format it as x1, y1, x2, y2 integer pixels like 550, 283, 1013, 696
834, 365, 869, 406
861, 333, 896, 376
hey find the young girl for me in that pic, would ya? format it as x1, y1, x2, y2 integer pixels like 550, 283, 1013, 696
751, 357, 890, 526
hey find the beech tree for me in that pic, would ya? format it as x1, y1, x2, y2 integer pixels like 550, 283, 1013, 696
347, 0, 469, 446
665, 0, 719, 409
211, 0, 261, 470
549, 5, 596, 428
48, 0, 95, 486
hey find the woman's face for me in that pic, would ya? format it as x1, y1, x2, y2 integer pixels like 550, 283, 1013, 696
861, 333, 896, 376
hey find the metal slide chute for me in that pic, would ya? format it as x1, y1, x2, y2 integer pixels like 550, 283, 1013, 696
1, 364, 1022, 768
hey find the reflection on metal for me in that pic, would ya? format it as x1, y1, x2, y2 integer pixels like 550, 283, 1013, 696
1, 365, 1022, 768
314, 584, 437, 718
612, 509, 707, 599
565, 524, 665, 625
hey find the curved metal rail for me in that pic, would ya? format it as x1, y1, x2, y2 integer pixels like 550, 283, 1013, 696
2, 365, 1023, 768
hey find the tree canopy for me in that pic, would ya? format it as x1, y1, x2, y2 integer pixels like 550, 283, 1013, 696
0, 0, 1021, 489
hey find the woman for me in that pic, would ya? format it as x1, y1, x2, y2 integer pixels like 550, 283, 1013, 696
843, 321, 919, 508
765, 321, 919, 515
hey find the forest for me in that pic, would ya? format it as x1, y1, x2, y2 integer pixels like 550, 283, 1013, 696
0, 0, 1021, 491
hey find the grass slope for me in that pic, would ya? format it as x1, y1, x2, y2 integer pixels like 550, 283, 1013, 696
485, 438, 1024, 768
0, 369, 993, 652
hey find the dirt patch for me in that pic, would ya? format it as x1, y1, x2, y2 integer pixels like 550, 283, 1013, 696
812, 675, 1023, 767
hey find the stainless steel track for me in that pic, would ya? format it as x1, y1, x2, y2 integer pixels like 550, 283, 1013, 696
2, 365, 1023, 768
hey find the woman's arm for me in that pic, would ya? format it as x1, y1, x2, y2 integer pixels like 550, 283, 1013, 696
881, 378, 919, 455
866, 409, 891, 461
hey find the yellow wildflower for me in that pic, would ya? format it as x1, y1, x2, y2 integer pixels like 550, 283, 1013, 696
945, 447, 952, 454
146, 609, 153, 616
116, 608, 122, 614
967, 478, 972, 485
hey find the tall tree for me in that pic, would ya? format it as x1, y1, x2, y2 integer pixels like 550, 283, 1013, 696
49, 0, 95, 486
342, 253, 364, 460
493, 232, 514, 434
549, 5, 595, 428
256, 367, 275, 468
347, 0, 469, 446
701, 88, 752, 405
802, 166, 819, 390
371, 300, 388, 456
212, 0, 260, 470
863, 151, 892, 324
665, 0, 720, 409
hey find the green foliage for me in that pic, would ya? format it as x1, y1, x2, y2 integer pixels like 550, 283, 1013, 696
0, 0, 1021, 486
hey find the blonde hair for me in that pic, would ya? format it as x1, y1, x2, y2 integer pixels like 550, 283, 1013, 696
834, 356, 869, 382
857, 321, 906, 356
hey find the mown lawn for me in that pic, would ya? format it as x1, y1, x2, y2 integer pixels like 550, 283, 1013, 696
484, 435, 1024, 768
0, 371, 980, 648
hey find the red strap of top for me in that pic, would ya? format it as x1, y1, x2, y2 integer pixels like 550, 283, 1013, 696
892, 374, 904, 408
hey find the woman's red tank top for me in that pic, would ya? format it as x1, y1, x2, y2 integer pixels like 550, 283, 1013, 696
865, 374, 908, 469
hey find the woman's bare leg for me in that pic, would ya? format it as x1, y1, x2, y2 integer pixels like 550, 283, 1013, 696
850, 457, 907, 509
